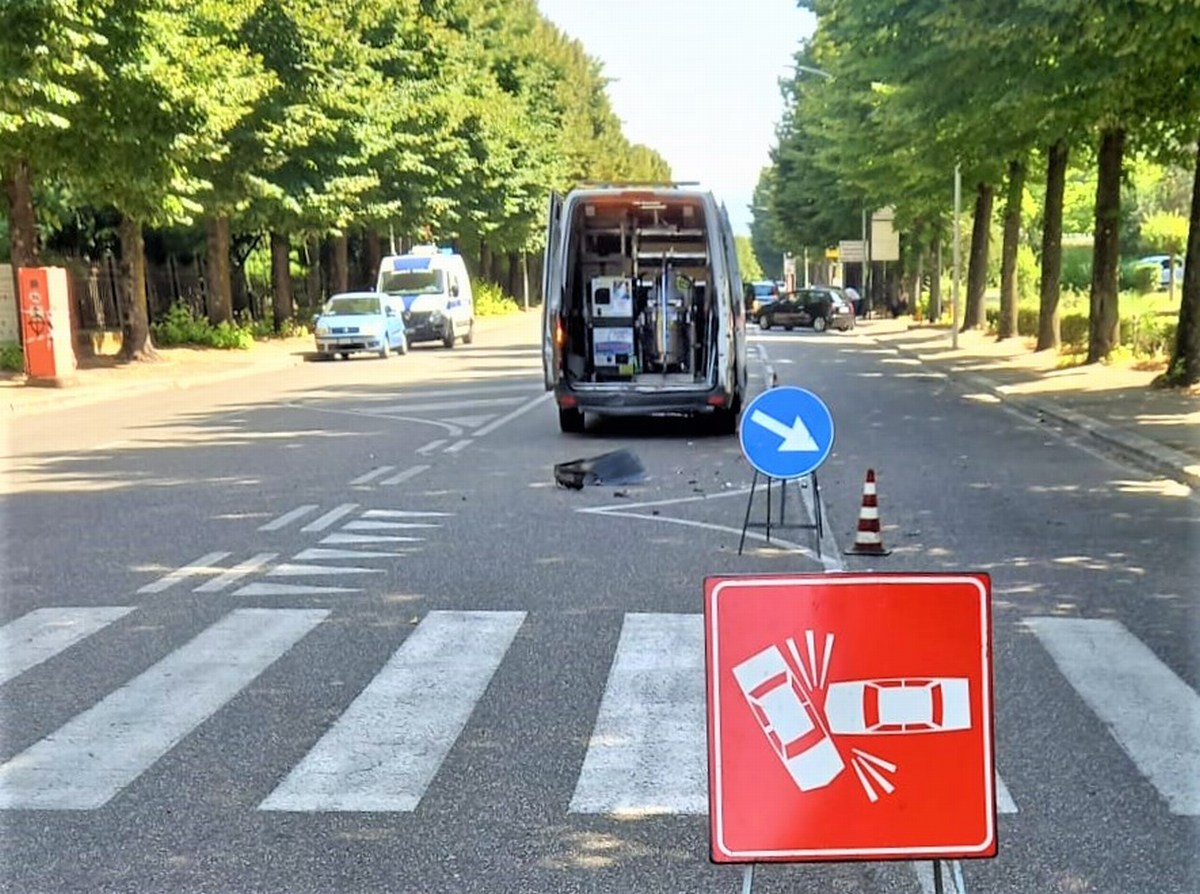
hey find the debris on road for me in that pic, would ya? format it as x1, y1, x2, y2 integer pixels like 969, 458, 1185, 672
554, 449, 648, 489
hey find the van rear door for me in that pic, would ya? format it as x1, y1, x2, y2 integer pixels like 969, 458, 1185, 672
541, 191, 563, 389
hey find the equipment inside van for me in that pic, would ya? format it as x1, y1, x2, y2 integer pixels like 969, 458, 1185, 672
376, 246, 474, 348
541, 185, 748, 433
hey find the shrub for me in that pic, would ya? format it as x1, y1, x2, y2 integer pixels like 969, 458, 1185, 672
1016, 245, 1039, 304
1060, 245, 1092, 292
1060, 312, 1089, 349
474, 280, 520, 316
151, 302, 253, 350
0, 341, 23, 372
1121, 312, 1176, 358
1130, 264, 1159, 294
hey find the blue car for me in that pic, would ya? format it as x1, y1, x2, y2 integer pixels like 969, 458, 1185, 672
313, 291, 408, 359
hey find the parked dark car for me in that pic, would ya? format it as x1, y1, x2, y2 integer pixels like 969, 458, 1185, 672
755, 287, 856, 332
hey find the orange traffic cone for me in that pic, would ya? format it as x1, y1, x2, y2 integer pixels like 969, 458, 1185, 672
844, 469, 892, 556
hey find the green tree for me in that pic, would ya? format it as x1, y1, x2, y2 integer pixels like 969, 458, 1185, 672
0, 0, 106, 273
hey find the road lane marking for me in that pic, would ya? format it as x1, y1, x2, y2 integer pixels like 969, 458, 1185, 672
374, 397, 528, 414
137, 552, 232, 594
445, 439, 473, 453
301, 503, 359, 532
472, 392, 553, 438
0, 607, 136, 686
259, 610, 525, 812
0, 609, 328, 809
362, 510, 453, 518
233, 583, 360, 597
1024, 616, 1200, 815
349, 466, 396, 485
258, 505, 319, 531
193, 553, 277, 593
415, 440, 447, 455
319, 533, 424, 545
265, 563, 384, 577
379, 465, 429, 486
570, 613, 707, 815
340, 520, 440, 531
292, 548, 406, 561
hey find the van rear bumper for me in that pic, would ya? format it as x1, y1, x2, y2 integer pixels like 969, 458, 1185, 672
554, 384, 733, 416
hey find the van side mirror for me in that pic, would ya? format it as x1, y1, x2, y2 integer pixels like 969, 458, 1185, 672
385, 306, 396, 317
449, 283, 459, 298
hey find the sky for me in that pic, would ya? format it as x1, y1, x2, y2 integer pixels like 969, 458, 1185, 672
536, 0, 816, 236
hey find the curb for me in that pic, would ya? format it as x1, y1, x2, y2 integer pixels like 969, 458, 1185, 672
919, 356, 1198, 491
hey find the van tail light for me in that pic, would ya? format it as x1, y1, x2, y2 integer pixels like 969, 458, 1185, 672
554, 316, 566, 349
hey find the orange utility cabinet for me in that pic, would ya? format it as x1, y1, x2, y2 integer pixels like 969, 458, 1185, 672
18, 267, 76, 385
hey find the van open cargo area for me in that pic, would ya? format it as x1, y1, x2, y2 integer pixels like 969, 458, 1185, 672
559, 193, 717, 386
543, 186, 747, 433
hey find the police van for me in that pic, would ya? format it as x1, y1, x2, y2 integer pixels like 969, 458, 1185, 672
376, 246, 475, 348
541, 184, 748, 433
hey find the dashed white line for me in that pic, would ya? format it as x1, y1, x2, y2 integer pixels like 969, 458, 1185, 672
301, 503, 359, 532
380, 465, 429, 486
137, 552, 232, 594
415, 440, 448, 455
445, 439, 473, 453
193, 552, 278, 593
349, 466, 396, 485
259, 505, 320, 532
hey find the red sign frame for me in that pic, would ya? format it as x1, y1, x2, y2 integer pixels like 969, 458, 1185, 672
705, 572, 996, 863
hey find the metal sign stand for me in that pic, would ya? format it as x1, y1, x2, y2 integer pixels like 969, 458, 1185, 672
737, 859, 968, 893
737, 470, 823, 557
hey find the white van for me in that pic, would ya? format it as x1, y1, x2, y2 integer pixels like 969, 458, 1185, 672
376, 246, 474, 348
541, 184, 748, 433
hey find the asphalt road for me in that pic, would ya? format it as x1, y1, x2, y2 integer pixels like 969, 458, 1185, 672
1, 321, 1197, 894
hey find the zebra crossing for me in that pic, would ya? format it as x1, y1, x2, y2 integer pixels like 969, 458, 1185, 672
1, 609, 1196, 817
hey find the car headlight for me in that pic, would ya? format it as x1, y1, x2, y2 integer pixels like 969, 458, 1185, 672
429, 310, 443, 323
361, 322, 383, 337
315, 323, 330, 336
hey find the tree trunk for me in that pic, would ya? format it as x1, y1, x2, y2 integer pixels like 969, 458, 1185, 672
1162, 136, 1200, 386
5, 157, 39, 270
928, 232, 942, 322
305, 234, 322, 310
117, 213, 155, 360
1036, 140, 1069, 351
490, 252, 504, 285
363, 229, 383, 287
205, 215, 233, 324
962, 183, 994, 330
1087, 128, 1125, 363
270, 231, 293, 333
997, 158, 1025, 340
330, 233, 349, 293
508, 251, 521, 299
480, 241, 492, 284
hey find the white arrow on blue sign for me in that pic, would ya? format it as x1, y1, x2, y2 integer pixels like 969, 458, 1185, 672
738, 386, 834, 480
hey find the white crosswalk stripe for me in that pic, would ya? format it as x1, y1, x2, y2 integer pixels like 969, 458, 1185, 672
0, 607, 136, 686
571, 613, 708, 815
1025, 616, 1200, 815
0, 609, 328, 809
2, 609, 1194, 820
259, 610, 525, 812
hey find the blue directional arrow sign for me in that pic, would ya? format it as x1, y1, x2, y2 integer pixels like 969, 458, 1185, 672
738, 386, 834, 480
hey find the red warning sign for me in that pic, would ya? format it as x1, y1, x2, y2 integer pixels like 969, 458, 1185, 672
705, 572, 996, 862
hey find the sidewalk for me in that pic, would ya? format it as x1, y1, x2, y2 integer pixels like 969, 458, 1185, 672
859, 318, 1199, 489
3, 312, 1196, 490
